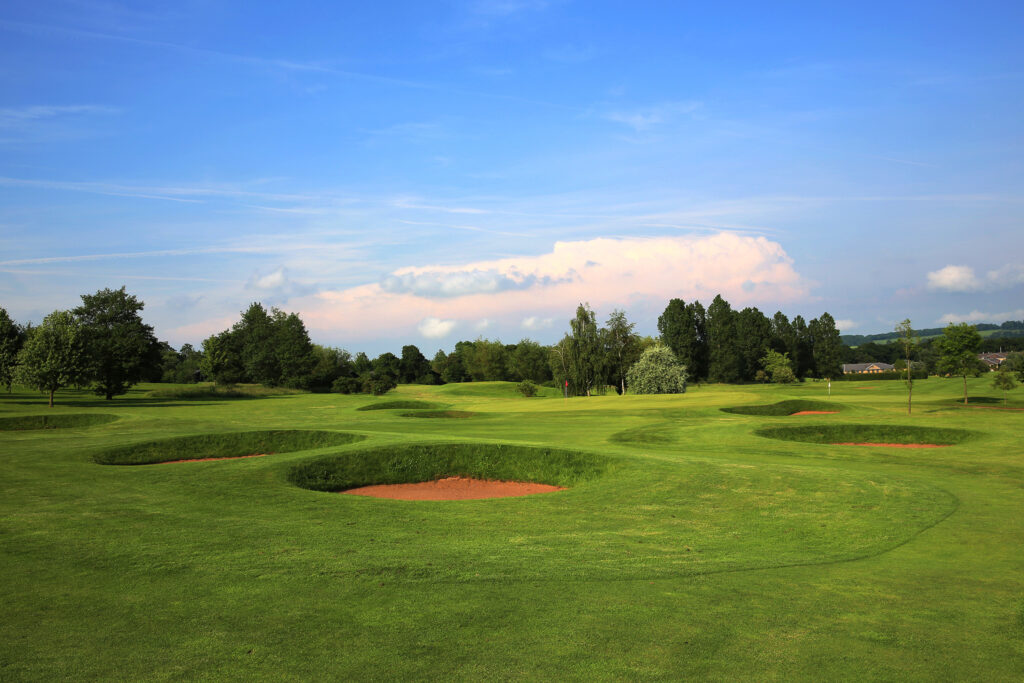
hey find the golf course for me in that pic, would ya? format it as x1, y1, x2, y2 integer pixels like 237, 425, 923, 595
1, 377, 1022, 680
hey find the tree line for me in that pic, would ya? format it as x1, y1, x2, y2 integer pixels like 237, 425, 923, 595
8, 285, 1007, 405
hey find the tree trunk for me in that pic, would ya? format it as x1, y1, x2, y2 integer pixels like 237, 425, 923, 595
106, 392, 113, 400
908, 378, 912, 415
963, 374, 968, 404
621, 377, 625, 396
48, 389, 54, 408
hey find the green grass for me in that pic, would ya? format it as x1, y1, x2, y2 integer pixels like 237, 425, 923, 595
720, 398, 841, 416
1, 377, 1023, 680
146, 383, 306, 400
94, 430, 364, 465
288, 442, 608, 492
754, 423, 976, 446
0, 413, 119, 431
355, 399, 445, 411
400, 409, 476, 418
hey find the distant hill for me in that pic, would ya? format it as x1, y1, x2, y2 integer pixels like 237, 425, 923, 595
841, 321, 1024, 347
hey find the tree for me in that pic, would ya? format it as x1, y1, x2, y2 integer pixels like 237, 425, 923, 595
16, 311, 90, 407
0, 307, 26, 392
896, 319, 918, 415
605, 309, 639, 395
625, 345, 687, 394
992, 367, 1017, 405
791, 315, 814, 379
372, 352, 401, 381
706, 295, 742, 383
1003, 352, 1024, 383
271, 310, 316, 388
937, 323, 983, 404
566, 303, 604, 396
508, 339, 551, 384
201, 330, 245, 385
658, 299, 708, 382
809, 313, 843, 379
735, 307, 772, 381
73, 287, 161, 399
760, 349, 796, 383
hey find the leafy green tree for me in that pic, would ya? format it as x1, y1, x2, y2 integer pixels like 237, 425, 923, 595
307, 345, 354, 392
464, 338, 508, 381
0, 307, 26, 392
809, 313, 843, 379
508, 339, 551, 383
567, 303, 604, 396
399, 345, 432, 383
791, 315, 814, 379
605, 309, 639, 395
353, 351, 373, 376
201, 330, 246, 385
657, 299, 708, 382
992, 367, 1017, 405
625, 345, 687, 394
372, 352, 401, 381
770, 311, 796, 357
73, 287, 161, 399
1004, 352, 1024, 383
706, 295, 742, 383
896, 319, 918, 414
736, 307, 772, 381
760, 349, 796, 383
937, 322, 983, 404
16, 310, 90, 407
271, 310, 316, 388
549, 336, 571, 396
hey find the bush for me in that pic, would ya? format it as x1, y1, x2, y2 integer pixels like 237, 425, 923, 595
364, 375, 397, 396
331, 377, 362, 394
517, 380, 539, 397
626, 345, 687, 394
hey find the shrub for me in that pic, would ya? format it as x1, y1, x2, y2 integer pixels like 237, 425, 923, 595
626, 345, 687, 394
517, 380, 539, 397
331, 377, 362, 394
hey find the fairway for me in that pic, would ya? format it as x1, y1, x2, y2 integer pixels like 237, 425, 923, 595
2, 378, 1023, 680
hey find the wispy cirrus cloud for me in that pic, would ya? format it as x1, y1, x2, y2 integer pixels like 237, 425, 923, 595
0, 104, 119, 125
939, 309, 1024, 325
606, 101, 703, 131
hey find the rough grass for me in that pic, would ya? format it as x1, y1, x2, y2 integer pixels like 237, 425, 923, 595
0, 413, 119, 431
288, 442, 609, 492
146, 384, 305, 400
356, 399, 445, 411
94, 429, 364, 465
721, 399, 841, 416
400, 410, 475, 418
755, 423, 976, 446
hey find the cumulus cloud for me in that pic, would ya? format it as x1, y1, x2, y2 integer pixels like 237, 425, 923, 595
938, 309, 1024, 325
473, 318, 492, 331
418, 317, 457, 338
927, 263, 1024, 292
380, 268, 557, 297
833, 319, 858, 332
294, 233, 807, 342
246, 266, 318, 300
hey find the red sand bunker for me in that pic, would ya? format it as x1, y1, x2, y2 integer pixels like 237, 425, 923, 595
790, 411, 838, 415
159, 453, 269, 464
831, 443, 947, 448
342, 476, 565, 501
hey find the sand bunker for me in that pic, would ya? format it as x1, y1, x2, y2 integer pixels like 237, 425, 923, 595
158, 453, 270, 464
341, 476, 565, 500
791, 411, 838, 415
831, 443, 947, 448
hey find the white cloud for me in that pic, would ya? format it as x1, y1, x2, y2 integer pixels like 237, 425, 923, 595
833, 319, 858, 332
938, 309, 1024, 325
927, 263, 1024, 292
251, 267, 287, 290
294, 233, 807, 342
926, 265, 981, 292
522, 316, 553, 331
418, 317, 457, 338
473, 318, 492, 331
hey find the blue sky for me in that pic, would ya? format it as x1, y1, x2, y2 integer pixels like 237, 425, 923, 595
1, 0, 1022, 354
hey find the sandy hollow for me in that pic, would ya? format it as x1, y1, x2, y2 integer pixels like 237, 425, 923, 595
341, 476, 565, 501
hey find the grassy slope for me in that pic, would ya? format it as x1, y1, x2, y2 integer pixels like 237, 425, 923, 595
1, 379, 1022, 680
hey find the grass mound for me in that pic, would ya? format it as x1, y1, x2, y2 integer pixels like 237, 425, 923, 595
0, 413, 119, 431
721, 399, 841, 416
146, 384, 305, 400
356, 400, 445, 411
608, 423, 677, 446
755, 423, 975, 446
401, 410, 475, 419
288, 442, 608, 493
94, 430, 364, 465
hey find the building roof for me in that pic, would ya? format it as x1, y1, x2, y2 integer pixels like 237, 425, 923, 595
842, 362, 896, 373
